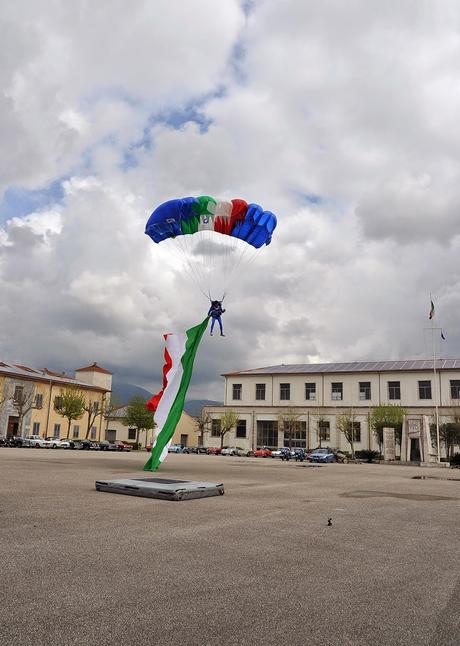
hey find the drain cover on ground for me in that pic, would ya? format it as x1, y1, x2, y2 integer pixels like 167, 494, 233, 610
95, 477, 224, 501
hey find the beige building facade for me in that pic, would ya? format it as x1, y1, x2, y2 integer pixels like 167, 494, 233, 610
203, 359, 460, 462
0, 362, 112, 441
106, 407, 199, 448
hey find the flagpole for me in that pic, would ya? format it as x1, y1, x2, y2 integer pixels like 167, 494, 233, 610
429, 295, 441, 463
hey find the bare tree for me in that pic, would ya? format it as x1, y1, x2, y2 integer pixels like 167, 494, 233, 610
277, 408, 303, 450
195, 409, 212, 446
83, 398, 103, 439
11, 383, 35, 437
208, 410, 239, 449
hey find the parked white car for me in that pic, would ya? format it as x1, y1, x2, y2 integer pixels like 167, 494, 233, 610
45, 436, 62, 449
23, 435, 51, 448
221, 446, 248, 456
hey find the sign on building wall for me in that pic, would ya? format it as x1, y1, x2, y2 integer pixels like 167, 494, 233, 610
407, 419, 421, 436
383, 427, 396, 461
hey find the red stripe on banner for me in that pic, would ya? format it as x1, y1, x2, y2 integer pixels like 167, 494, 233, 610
146, 334, 173, 411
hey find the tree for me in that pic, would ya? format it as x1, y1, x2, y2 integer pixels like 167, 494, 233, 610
83, 398, 102, 439
336, 410, 360, 458
209, 410, 239, 449
195, 409, 212, 446
122, 396, 155, 447
277, 408, 303, 450
11, 383, 35, 436
370, 404, 405, 455
430, 421, 460, 460
54, 388, 86, 439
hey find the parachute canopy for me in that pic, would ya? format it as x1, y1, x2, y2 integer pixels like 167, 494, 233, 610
145, 196, 277, 249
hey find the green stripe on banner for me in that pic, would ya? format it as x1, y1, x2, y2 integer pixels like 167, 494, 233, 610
144, 318, 209, 471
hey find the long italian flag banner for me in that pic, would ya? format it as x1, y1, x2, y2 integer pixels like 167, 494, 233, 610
144, 318, 208, 471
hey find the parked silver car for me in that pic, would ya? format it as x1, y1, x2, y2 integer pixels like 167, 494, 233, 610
221, 446, 247, 456
23, 435, 51, 448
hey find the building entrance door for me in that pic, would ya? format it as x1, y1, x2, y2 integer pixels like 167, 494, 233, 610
7, 417, 19, 437
180, 434, 188, 447
410, 438, 421, 462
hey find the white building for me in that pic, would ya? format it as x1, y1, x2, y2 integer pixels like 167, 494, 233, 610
203, 359, 460, 462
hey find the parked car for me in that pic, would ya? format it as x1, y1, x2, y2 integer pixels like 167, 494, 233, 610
99, 440, 118, 451
113, 441, 132, 452
5, 435, 24, 447
23, 435, 50, 448
189, 446, 208, 454
74, 439, 93, 450
221, 446, 247, 456
0, 435, 7, 446
168, 444, 185, 453
57, 438, 76, 449
271, 448, 282, 458
206, 447, 222, 455
253, 447, 272, 458
310, 448, 336, 463
45, 436, 62, 449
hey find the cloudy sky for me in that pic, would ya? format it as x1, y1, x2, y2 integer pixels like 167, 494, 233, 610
1, 0, 460, 400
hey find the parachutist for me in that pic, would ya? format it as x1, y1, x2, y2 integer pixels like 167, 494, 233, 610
208, 300, 226, 336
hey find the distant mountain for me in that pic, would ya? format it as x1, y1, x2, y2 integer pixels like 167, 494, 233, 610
183, 399, 223, 417
111, 381, 152, 405
111, 382, 222, 415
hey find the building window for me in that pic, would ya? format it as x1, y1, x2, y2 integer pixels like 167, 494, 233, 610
256, 421, 278, 448
280, 383, 290, 400
13, 386, 24, 402
450, 380, 460, 399
90, 427, 97, 439
232, 384, 242, 400
33, 422, 40, 434
211, 419, 221, 437
283, 422, 306, 448
388, 381, 401, 400
305, 383, 316, 401
359, 382, 371, 401
72, 425, 80, 439
236, 420, 247, 438
35, 393, 43, 408
53, 423, 61, 437
92, 401, 99, 412
319, 421, 330, 442
255, 384, 266, 400
331, 383, 343, 401
128, 428, 136, 440
418, 380, 432, 400
350, 421, 361, 443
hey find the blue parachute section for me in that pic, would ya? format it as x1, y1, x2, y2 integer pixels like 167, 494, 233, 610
145, 197, 197, 242
145, 196, 277, 249
230, 203, 277, 248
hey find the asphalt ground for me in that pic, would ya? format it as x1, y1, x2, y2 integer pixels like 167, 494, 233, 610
0, 449, 459, 646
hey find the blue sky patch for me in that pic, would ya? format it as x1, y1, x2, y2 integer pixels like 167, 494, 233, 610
0, 180, 65, 223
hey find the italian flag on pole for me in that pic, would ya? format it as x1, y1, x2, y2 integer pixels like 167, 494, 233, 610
144, 318, 208, 471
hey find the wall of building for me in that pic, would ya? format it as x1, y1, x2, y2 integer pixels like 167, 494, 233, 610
210, 368, 460, 460
106, 410, 198, 448
0, 376, 108, 441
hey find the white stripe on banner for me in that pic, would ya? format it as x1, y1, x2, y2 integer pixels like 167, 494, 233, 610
150, 332, 187, 463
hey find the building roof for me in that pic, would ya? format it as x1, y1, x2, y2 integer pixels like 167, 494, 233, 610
0, 362, 110, 392
75, 362, 112, 375
224, 359, 460, 376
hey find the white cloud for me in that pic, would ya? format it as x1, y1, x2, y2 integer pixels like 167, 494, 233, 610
2, 0, 460, 399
